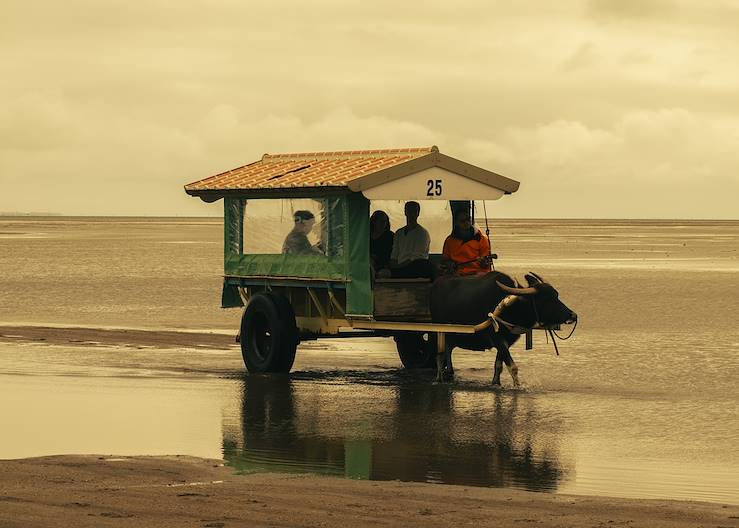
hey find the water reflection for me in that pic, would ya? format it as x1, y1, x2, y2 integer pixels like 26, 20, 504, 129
223, 374, 568, 491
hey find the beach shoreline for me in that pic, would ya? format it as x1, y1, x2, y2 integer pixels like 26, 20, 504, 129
1, 455, 737, 528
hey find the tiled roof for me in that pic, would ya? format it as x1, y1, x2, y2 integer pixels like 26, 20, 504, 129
185, 147, 437, 193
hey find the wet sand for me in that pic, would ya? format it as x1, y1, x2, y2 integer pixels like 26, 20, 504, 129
0, 325, 236, 350
3, 218, 739, 524
2, 456, 738, 528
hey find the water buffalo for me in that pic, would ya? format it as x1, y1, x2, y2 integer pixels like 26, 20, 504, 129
430, 271, 577, 385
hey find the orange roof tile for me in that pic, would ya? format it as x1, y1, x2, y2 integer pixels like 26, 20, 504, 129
185, 146, 437, 193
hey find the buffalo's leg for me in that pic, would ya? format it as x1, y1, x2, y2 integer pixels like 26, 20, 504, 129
492, 338, 504, 386
492, 342, 519, 386
506, 358, 520, 387
444, 338, 454, 381
435, 333, 454, 383
492, 351, 503, 386
435, 332, 446, 383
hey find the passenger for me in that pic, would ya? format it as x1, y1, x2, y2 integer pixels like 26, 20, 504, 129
370, 210, 394, 273
282, 210, 324, 255
441, 209, 491, 275
388, 201, 433, 279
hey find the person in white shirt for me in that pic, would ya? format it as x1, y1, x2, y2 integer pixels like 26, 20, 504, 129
389, 201, 433, 279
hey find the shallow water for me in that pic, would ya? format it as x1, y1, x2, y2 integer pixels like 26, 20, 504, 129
1, 217, 738, 505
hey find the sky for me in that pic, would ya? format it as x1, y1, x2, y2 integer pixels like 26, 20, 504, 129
1, 0, 738, 218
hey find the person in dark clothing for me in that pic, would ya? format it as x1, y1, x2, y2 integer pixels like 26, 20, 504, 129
282, 210, 324, 255
370, 210, 394, 273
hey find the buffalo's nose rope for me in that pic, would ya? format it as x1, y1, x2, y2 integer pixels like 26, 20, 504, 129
493, 286, 578, 356
546, 329, 560, 356
546, 318, 578, 356
553, 318, 578, 340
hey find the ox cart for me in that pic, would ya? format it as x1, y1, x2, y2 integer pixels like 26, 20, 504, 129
184, 146, 526, 374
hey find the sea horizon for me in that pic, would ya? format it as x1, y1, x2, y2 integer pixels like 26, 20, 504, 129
2, 214, 738, 222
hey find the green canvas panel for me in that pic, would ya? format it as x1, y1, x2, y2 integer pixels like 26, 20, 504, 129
345, 192, 372, 316
223, 198, 244, 307
225, 253, 346, 279
224, 197, 244, 258
221, 281, 243, 308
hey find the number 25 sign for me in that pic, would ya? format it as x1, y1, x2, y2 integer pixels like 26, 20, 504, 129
426, 179, 442, 197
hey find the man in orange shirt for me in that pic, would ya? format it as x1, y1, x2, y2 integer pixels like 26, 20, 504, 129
441, 209, 491, 275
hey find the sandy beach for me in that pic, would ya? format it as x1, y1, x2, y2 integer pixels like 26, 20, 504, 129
2, 455, 738, 528
3, 0, 739, 517
2, 219, 739, 526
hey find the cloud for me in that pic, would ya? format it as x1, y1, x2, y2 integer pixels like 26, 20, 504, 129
0, 99, 445, 215
0, 92, 77, 150
3, 86, 738, 218
561, 42, 600, 72
587, 0, 677, 20
1, 0, 738, 218
472, 107, 739, 218
188, 107, 446, 189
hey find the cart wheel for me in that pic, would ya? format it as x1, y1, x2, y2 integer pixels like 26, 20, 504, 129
240, 293, 298, 373
395, 332, 437, 369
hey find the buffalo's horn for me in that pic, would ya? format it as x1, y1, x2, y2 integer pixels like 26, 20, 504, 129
525, 272, 545, 285
496, 281, 537, 296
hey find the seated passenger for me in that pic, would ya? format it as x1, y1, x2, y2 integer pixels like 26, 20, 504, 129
441, 209, 491, 275
282, 210, 324, 255
370, 210, 394, 273
388, 201, 433, 279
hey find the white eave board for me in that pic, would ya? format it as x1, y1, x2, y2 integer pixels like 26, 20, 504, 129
360, 166, 506, 201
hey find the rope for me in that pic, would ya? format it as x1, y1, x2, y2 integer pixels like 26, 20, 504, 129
482, 200, 494, 271
543, 319, 578, 356
493, 292, 577, 356
552, 318, 578, 340
546, 329, 560, 356
482, 200, 490, 237
492, 315, 529, 335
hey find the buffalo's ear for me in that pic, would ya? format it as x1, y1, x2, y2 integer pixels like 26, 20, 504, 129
525, 272, 545, 286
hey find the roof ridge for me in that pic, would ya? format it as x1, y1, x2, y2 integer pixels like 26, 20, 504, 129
261, 146, 437, 162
